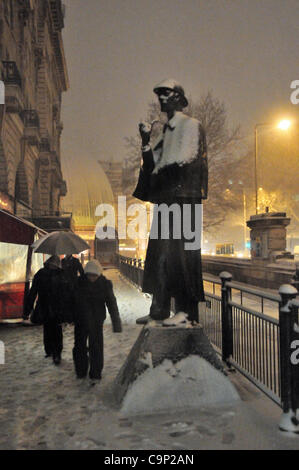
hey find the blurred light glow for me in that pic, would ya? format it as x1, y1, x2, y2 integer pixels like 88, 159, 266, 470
277, 119, 291, 130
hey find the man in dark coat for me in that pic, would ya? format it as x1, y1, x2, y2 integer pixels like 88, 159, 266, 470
23, 255, 68, 364
73, 260, 122, 382
133, 79, 208, 325
61, 254, 84, 284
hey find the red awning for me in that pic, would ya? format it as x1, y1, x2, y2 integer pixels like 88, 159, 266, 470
0, 210, 46, 245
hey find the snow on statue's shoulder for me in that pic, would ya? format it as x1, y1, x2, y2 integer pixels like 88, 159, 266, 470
153, 113, 200, 173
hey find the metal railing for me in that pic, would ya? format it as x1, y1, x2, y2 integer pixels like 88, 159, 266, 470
119, 255, 299, 431
32, 210, 72, 218
203, 272, 281, 405
119, 256, 144, 289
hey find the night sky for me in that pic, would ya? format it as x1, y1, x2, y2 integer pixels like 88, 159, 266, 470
61, 0, 298, 171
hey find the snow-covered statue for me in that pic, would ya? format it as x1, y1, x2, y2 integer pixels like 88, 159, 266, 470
133, 79, 208, 325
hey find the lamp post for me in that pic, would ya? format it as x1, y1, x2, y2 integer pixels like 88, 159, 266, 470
228, 179, 248, 255
254, 119, 292, 214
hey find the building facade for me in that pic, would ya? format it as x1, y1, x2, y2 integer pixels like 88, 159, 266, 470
62, 158, 115, 256
0, 0, 68, 223
98, 160, 123, 202
100, 159, 151, 259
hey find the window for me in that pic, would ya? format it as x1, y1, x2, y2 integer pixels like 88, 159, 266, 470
10, 0, 14, 28
4, 0, 14, 27
0, 242, 28, 284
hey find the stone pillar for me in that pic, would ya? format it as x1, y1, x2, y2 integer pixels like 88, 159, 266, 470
247, 212, 292, 263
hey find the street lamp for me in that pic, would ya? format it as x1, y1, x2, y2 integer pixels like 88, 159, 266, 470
254, 119, 292, 214
277, 119, 291, 131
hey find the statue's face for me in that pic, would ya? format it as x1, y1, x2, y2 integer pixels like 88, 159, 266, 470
156, 88, 182, 113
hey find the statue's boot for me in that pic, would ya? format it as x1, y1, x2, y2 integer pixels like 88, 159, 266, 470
136, 291, 171, 324
162, 312, 189, 327
136, 314, 152, 325
136, 313, 170, 325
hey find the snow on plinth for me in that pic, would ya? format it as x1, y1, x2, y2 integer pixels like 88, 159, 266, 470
121, 355, 240, 416
114, 324, 240, 416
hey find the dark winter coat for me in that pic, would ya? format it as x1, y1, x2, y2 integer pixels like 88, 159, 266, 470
74, 275, 122, 333
132, 112, 207, 301
61, 256, 84, 285
24, 266, 74, 324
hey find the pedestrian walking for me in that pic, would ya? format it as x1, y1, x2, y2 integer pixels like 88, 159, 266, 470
62, 254, 84, 285
23, 255, 71, 365
73, 260, 122, 383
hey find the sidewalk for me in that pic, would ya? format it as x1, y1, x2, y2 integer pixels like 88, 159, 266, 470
0, 269, 298, 450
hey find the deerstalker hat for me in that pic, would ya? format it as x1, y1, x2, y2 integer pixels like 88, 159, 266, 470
153, 78, 188, 107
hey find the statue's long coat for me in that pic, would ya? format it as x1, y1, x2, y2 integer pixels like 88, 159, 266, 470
133, 111, 208, 302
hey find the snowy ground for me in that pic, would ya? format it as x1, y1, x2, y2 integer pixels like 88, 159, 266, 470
0, 269, 299, 450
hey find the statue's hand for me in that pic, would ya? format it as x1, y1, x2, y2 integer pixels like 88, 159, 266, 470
139, 121, 152, 146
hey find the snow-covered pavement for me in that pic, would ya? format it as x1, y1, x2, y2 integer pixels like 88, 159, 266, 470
0, 269, 299, 450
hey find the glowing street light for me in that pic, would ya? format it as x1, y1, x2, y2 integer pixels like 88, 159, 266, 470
254, 119, 292, 214
277, 119, 291, 131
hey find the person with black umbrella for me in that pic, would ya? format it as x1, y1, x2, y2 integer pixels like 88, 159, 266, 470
23, 256, 69, 365
61, 254, 84, 285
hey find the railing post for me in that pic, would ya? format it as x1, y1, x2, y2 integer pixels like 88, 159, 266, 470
278, 284, 299, 433
119, 255, 123, 275
132, 258, 135, 284
137, 259, 143, 289
133, 258, 137, 285
126, 257, 129, 278
290, 299, 299, 424
291, 262, 299, 292
123, 257, 127, 278
220, 271, 233, 367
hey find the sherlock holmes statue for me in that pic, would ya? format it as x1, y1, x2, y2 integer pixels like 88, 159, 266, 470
133, 79, 208, 325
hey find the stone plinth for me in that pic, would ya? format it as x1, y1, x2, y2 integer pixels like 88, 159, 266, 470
247, 212, 292, 262
114, 324, 239, 415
